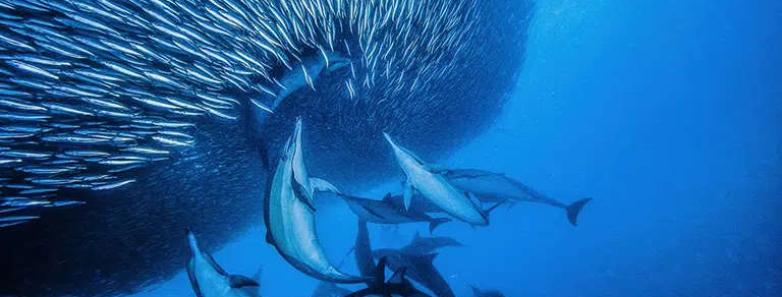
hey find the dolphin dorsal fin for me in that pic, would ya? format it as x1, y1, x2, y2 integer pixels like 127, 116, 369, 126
388, 267, 407, 284
252, 266, 263, 283
373, 257, 388, 287
381, 193, 394, 203
228, 274, 260, 289
205, 254, 227, 275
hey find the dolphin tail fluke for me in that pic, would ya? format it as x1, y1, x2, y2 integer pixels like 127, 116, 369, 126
566, 198, 592, 226
428, 218, 451, 234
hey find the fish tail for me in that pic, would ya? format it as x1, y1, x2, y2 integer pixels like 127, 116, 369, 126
566, 198, 592, 226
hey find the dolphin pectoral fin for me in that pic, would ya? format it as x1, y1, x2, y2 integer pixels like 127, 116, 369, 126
566, 198, 592, 226
484, 201, 506, 216
228, 274, 260, 289
186, 260, 204, 297
310, 177, 340, 194
428, 218, 451, 234
403, 182, 415, 211
381, 193, 396, 204
291, 171, 317, 211
465, 192, 482, 208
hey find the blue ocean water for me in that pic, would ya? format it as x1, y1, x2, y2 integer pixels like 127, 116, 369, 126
119, 0, 782, 296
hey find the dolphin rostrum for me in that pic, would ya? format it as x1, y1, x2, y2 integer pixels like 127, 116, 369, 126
264, 118, 365, 283
441, 169, 592, 226
186, 230, 261, 297
383, 133, 500, 226
340, 192, 451, 233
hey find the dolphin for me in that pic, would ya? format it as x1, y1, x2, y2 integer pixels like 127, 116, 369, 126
354, 219, 443, 296
471, 286, 505, 297
347, 257, 433, 297
401, 232, 462, 255
355, 219, 378, 282
340, 193, 451, 233
441, 169, 592, 226
264, 118, 365, 283
250, 52, 351, 126
383, 133, 500, 226
372, 249, 454, 297
185, 230, 261, 297
273, 52, 351, 106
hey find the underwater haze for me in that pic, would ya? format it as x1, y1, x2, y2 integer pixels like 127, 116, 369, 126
2, 0, 781, 296
132, 1, 782, 296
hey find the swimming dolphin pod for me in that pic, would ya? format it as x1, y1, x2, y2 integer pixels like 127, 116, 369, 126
186, 230, 261, 297
263, 118, 365, 283
0, 0, 535, 295
354, 219, 430, 296
257, 130, 591, 295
